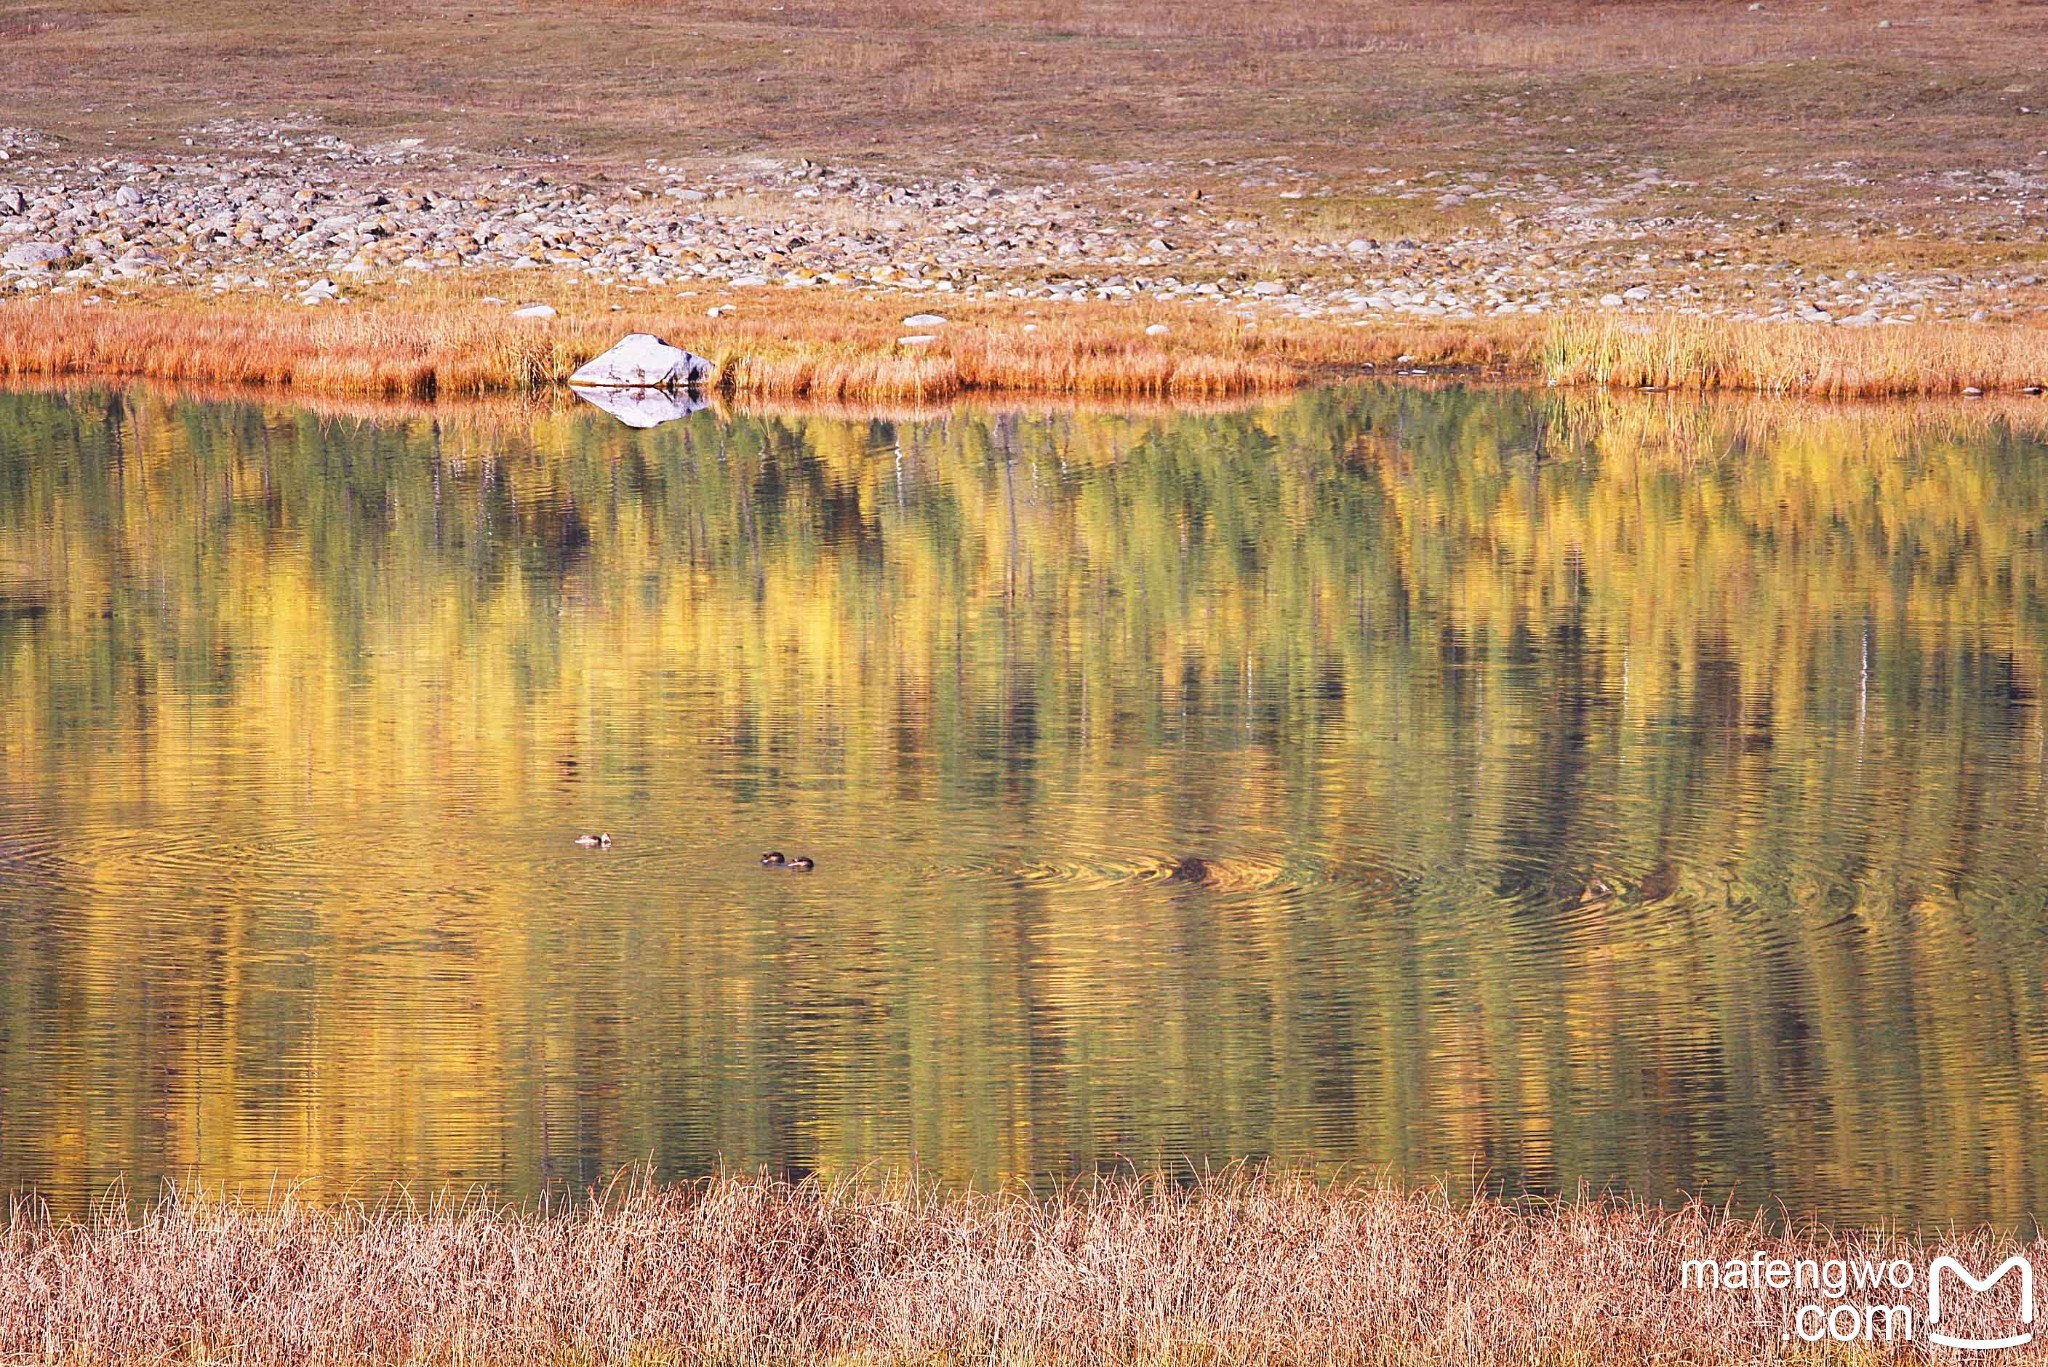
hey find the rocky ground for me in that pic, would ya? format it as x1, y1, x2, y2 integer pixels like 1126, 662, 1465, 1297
2, 120, 2044, 329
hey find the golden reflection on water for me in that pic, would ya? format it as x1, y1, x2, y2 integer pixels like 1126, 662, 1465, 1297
0, 385, 2045, 1225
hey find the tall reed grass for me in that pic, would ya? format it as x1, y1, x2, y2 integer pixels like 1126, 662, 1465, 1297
2, 1171, 2037, 1366
0, 287, 1511, 403
3, 287, 2044, 401
1541, 314, 2048, 398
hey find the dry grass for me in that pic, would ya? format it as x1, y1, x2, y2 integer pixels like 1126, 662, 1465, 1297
4, 0, 2043, 224
1543, 315, 2048, 398
5, 284, 2047, 401
0, 283, 1524, 402
2, 1170, 2039, 1367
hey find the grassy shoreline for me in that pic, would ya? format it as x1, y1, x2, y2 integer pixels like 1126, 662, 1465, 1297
3, 1171, 2039, 1366
4, 286, 2045, 404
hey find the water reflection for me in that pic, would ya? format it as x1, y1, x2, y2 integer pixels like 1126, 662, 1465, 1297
0, 385, 2044, 1227
572, 384, 711, 428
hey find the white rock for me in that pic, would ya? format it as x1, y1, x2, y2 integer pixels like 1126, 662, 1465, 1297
569, 333, 713, 388
1145, 323, 1170, 336
572, 385, 710, 428
512, 303, 557, 318
1599, 293, 1626, 307
2, 241, 65, 269
1622, 284, 1652, 301
902, 312, 947, 326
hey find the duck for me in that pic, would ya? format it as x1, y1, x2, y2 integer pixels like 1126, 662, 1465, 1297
789, 856, 815, 872
761, 851, 787, 866
575, 833, 613, 849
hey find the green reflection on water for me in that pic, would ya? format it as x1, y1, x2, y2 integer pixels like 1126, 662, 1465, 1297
0, 385, 2045, 1226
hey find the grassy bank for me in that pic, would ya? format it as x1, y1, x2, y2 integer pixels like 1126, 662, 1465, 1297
0, 285, 1520, 402
1, 1171, 2037, 1366
2, 287, 2045, 402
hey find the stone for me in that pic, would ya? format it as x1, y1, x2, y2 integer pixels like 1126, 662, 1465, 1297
1145, 323, 1170, 336
902, 312, 947, 326
569, 333, 713, 388
1599, 293, 1625, 307
572, 385, 710, 428
512, 303, 557, 318
2, 241, 66, 269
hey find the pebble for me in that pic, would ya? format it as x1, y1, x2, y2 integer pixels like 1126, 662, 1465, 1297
512, 303, 557, 318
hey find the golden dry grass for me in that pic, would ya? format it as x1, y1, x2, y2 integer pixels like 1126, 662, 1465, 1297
1543, 315, 2048, 398
4, 284, 2046, 401
2, 1170, 2038, 1367
0, 283, 1524, 402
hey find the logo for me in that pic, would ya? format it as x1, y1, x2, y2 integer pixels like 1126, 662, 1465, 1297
1928, 1255, 2035, 1351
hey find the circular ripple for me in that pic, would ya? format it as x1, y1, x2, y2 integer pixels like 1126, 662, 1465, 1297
0, 829, 71, 880
937, 850, 1404, 900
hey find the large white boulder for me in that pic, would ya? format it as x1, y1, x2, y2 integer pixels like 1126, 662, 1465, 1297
2, 242, 66, 270
569, 333, 713, 389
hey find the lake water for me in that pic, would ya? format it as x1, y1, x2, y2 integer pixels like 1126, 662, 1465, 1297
1, 384, 2045, 1228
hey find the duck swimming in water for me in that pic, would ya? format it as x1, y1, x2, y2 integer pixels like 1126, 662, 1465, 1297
575, 832, 613, 849
761, 851, 787, 866
788, 856, 815, 872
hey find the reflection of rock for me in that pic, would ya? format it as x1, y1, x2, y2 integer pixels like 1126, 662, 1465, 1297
569, 333, 713, 388
571, 384, 710, 429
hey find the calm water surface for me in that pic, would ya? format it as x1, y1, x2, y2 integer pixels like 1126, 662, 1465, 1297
1, 384, 2045, 1226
